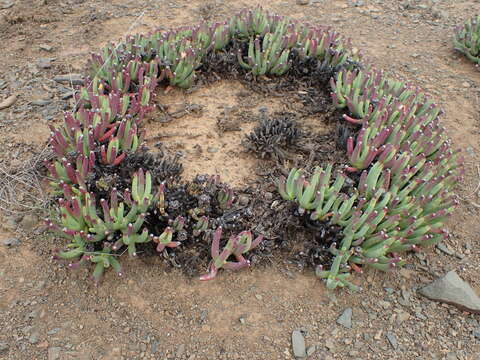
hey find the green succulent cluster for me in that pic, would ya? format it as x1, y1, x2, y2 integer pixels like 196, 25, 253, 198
86, 8, 360, 86
278, 68, 462, 290
454, 15, 480, 64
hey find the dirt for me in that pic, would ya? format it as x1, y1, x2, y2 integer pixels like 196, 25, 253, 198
1, 0, 480, 360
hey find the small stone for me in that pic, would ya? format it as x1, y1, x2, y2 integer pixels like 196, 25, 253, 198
306, 345, 316, 356
31, 99, 52, 106
53, 74, 84, 86
61, 91, 75, 100
238, 195, 250, 206
419, 271, 480, 313
207, 147, 218, 153
325, 338, 336, 352
445, 352, 458, 360
20, 214, 38, 231
37, 58, 53, 69
462, 82, 470, 88
1, 237, 20, 247
296, 0, 309, 4
176, 344, 185, 357
239, 317, 246, 324
411, 53, 420, 58
47, 328, 61, 335
29, 332, 40, 344
0, 94, 17, 110
0, 1, 14, 9
255, 294, 263, 300
436, 243, 454, 256
336, 308, 352, 328
291, 330, 306, 358
396, 311, 410, 325
379, 300, 391, 309
39, 44, 53, 52
48, 347, 61, 360
0, 342, 9, 353
351, 0, 364, 6
473, 328, 480, 339
386, 332, 398, 349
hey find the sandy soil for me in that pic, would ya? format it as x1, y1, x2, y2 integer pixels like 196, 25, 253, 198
0, 0, 479, 359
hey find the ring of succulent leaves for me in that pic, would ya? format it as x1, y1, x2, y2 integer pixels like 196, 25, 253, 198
46, 7, 461, 288
453, 15, 480, 64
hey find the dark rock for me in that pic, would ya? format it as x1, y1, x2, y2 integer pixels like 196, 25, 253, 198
53, 74, 84, 86
291, 330, 306, 358
1, 237, 20, 246
419, 271, 480, 314
336, 308, 352, 328
61, 91, 75, 100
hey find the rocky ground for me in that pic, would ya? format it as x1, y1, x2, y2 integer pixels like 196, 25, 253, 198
0, 0, 480, 359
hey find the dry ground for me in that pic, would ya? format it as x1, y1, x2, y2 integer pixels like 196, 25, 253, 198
0, 0, 479, 359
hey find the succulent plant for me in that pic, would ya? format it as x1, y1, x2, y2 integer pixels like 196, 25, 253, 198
243, 115, 301, 158
454, 15, 480, 64
199, 227, 263, 281
43, 7, 461, 290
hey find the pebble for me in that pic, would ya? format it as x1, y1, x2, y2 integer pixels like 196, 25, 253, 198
325, 338, 336, 352
37, 58, 53, 69
419, 270, 480, 314
53, 74, 84, 86
291, 330, 306, 358
20, 214, 38, 231
306, 345, 316, 356
0, 342, 9, 353
386, 332, 398, 349
473, 328, 480, 339
61, 91, 75, 100
0, 94, 17, 110
29, 332, 40, 344
396, 311, 410, 325
176, 344, 185, 357
31, 99, 52, 106
462, 82, 470, 88
47, 328, 61, 335
0, 1, 14, 9
378, 300, 391, 309
48, 347, 61, 360
39, 44, 53, 52
296, 0, 309, 4
1, 237, 20, 247
436, 243, 454, 256
336, 308, 353, 328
